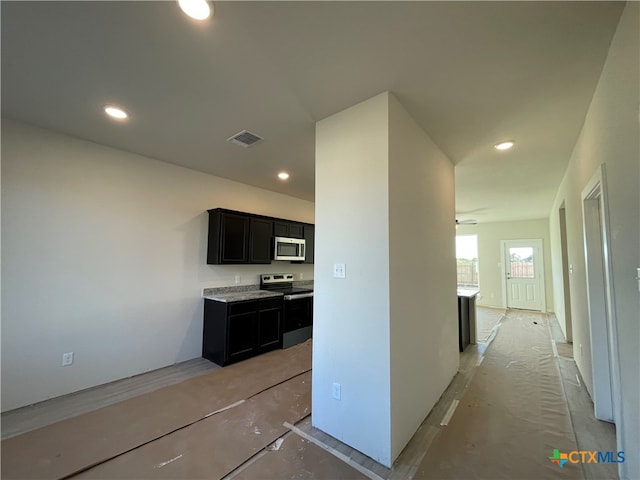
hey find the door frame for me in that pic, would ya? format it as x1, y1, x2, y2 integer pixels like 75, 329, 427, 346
558, 204, 573, 341
581, 164, 620, 423
500, 238, 546, 312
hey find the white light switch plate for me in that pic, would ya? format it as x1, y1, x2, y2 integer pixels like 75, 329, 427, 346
332, 382, 341, 400
333, 263, 346, 278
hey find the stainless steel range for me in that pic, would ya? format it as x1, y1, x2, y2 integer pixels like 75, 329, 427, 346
260, 273, 313, 348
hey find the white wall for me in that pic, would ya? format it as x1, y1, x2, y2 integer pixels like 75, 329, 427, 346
548, 4, 639, 479
456, 219, 554, 313
313, 92, 457, 466
388, 95, 458, 460
313, 93, 392, 465
1, 119, 314, 411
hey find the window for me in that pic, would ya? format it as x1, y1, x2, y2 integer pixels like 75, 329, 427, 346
508, 247, 535, 279
456, 235, 479, 288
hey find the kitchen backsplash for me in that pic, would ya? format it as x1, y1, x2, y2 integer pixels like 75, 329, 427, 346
202, 265, 313, 289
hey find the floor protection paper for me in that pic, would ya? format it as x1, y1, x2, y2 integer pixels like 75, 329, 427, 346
1, 341, 312, 480
415, 311, 582, 480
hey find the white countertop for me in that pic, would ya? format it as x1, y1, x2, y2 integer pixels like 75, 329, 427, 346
457, 288, 480, 298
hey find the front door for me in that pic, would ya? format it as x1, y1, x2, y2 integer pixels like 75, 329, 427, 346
502, 239, 545, 311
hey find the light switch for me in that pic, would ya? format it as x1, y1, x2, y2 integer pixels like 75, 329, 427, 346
333, 263, 346, 279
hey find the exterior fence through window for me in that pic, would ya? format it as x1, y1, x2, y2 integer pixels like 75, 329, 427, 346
457, 259, 478, 287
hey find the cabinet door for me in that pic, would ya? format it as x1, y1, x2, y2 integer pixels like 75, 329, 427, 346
273, 221, 289, 237
220, 213, 249, 263
249, 218, 273, 264
202, 299, 228, 365
288, 223, 304, 239
273, 220, 304, 239
303, 224, 314, 264
227, 301, 258, 363
258, 300, 282, 353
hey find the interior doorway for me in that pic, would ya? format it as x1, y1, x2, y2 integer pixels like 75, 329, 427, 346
558, 204, 573, 342
581, 164, 620, 424
501, 239, 545, 311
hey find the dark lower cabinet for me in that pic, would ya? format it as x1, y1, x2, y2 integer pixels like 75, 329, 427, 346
203, 297, 283, 366
257, 297, 283, 353
226, 301, 258, 362
457, 293, 477, 352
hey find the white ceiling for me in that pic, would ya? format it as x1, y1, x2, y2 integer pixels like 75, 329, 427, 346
1, 1, 624, 223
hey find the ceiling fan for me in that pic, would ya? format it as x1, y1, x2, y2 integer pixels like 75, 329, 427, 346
456, 218, 478, 226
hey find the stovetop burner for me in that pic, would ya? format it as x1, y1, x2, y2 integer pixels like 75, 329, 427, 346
262, 285, 313, 295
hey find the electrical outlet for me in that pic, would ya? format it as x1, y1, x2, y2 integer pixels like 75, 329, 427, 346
332, 382, 341, 400
62, 352, 74, 367
333, 263, 346, 279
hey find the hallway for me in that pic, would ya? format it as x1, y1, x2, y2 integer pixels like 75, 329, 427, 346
413, 309, 616, 479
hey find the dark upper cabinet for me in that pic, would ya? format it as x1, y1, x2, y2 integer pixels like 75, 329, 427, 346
303, 224, 315, 264
273, 221, 289, 237
249, 217, 273, 264
207, 208, 313, 264
207, 209, 272, 264
273, 220, 304, 239
289, 223, 304, 239
219, 212, 249, 263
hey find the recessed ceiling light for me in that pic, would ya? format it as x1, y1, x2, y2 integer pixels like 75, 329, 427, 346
278, 172, 290, 181
178, 0, 211, 20
103, 105, 128, 120
494, 141, 515, 151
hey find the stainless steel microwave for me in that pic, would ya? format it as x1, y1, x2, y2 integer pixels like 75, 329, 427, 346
273, 236, 306, 261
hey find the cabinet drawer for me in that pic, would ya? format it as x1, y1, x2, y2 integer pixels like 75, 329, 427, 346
259, 297, 283, 310
228, 300, 258, 316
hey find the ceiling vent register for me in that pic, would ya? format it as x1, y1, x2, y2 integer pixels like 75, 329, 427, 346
227, 130, 263, 148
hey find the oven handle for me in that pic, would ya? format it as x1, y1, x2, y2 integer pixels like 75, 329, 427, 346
284, 293, 314, 301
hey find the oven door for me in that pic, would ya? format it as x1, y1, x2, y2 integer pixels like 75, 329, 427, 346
282, 294, 313, 348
